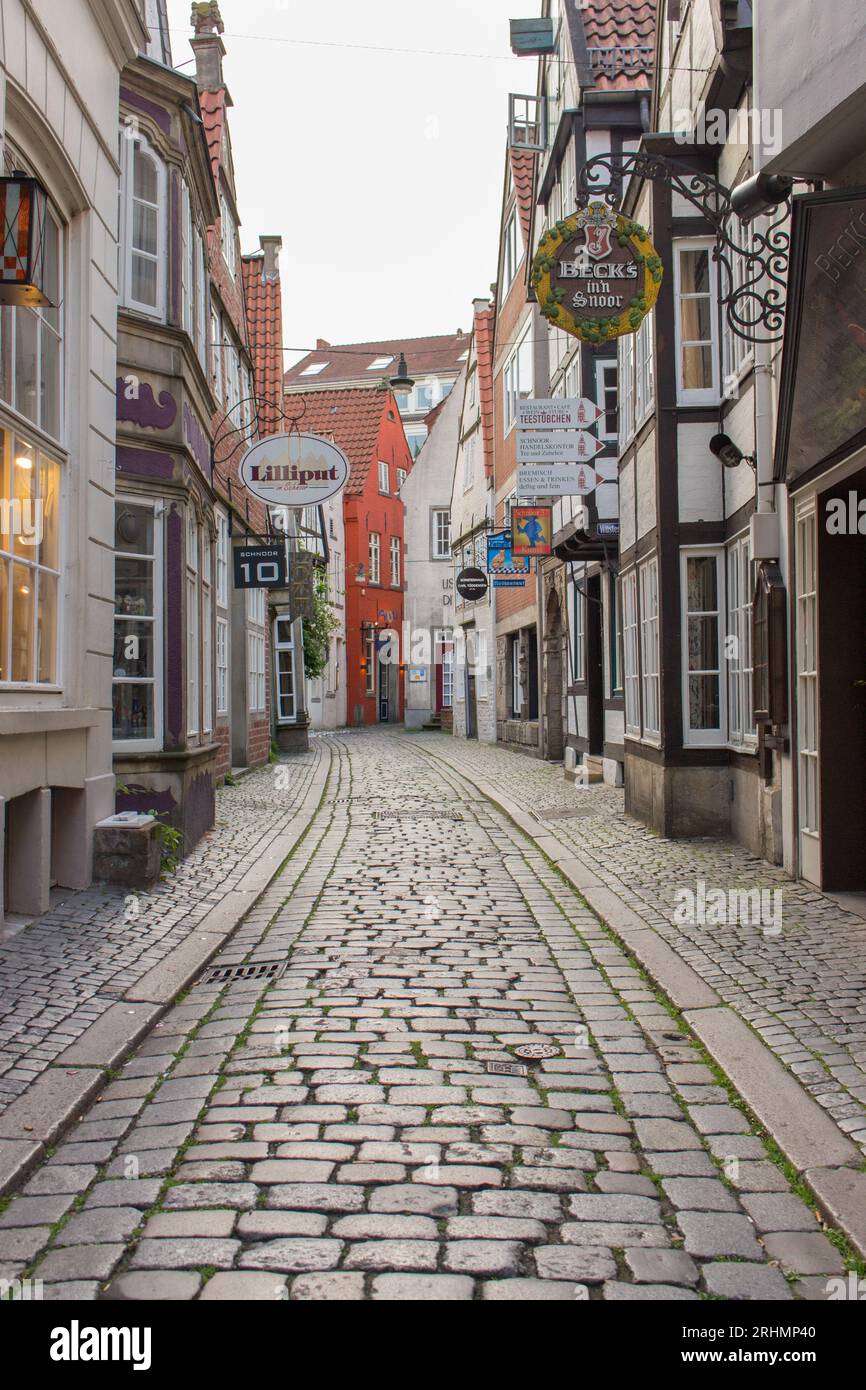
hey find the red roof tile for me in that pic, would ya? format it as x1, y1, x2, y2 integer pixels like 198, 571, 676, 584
582, 0, 657, 91
284, 333, 468, 388
199, 87, 227, 184
296, 387, 402, 496
509, 149, 537, 251
473, 302, 495, 479
242, 253, 284, 438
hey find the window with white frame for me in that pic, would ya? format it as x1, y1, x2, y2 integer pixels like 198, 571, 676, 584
216, 510, 229, 607
390, 535, 401, 587
681, 550, 725, 745
504, 328, 533, 432
225, 337, 241, 419
211, 303, 223, 401
432, 508, 450, 559
121, 133, 166, 318
364, 629, 375, 695
435, 628, 454, 708
622, 570, 640, 736
639, 557, 660, 739
201, 533, 213, 734
378, 460, 390, 494
396, 467, 407, 491
596, 360, 618, 441
618, 331, 635, 447
463, 432, 475, 491
722, 218, 753, 387
196, 231, 207, 369
274, 616, 296, 722
635, 310, 655, 423
113, 499, 162, 749
504, 207, 521, 289
469, 368, 477, 408
674, 241, 719, 403
0, 205, 63, 441
182, 185, 195, 340
216, 616, 228, 715
368, 531, 381, 584
220, 188, 237, 279
0, 429, 62, 685
247, 627, 266, 713
573, 577, 585, 682
368, 355, 394, 371
301, 360, 328, 376
726, 535, 755, 746
608, 570, 622, 696
186, 511, 200, 736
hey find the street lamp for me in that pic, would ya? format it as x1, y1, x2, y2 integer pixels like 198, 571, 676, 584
709, 432, 756, 470
390, 354, 415, 393
0, 173, 53, 307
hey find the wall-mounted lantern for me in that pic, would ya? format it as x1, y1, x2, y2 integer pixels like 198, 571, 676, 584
0, 174, 53, 307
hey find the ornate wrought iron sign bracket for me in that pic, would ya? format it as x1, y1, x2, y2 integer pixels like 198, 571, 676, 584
577, 151, 791, 344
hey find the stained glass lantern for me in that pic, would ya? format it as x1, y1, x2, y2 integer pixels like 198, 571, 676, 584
0, 173, 52, 307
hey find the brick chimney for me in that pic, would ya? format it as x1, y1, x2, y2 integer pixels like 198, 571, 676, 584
259, 236, 282, 282
190, 2, 226, 90
316, 338, 331, 350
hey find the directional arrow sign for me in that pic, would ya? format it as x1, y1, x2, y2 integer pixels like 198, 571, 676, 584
516, 429, 606, 464
517, 465, 603, 497
517, 398, 604, 430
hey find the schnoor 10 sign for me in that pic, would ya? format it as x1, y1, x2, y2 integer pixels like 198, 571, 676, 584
239, 432, 350, 508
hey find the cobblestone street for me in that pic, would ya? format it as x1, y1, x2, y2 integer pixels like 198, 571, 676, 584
0, 731, 853, 1301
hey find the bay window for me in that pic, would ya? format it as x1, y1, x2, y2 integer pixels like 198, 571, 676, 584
622, 569, 640, 736
121, 133, 165, 318
504, 328, 533, 432
727, 534, 756, 746
639, 557, 660, 739
681, 549, 725, 745
0, 430, 61, 686
0, 206, 62, 439
113, 499, 162, 750
186, 511, 199, 736
674, 240, 719, 403
274, 617, 296, 721
618, 331, 635, 446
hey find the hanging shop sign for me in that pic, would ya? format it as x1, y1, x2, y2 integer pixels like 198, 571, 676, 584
511, 505, 553, 556
532, 200, 662, 344
516, 429, 605, 464
517, 398, 604, 430
239, 432, 350, 508
233, 543, 288, 590
486, 529, 530, 575
516, 465, 603, 498
456, 567, 489, 601
493, 577, 527, 589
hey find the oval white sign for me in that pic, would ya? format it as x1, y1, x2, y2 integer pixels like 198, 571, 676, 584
239, 432, 350, 507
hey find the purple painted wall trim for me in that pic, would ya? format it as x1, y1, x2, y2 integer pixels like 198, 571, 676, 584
170, 171, 181, 325
117, 379, 178, 431
183, 402, 212, 477
166, 503, 183, 747
117, 446, 175, 480
120, 87, 171, 137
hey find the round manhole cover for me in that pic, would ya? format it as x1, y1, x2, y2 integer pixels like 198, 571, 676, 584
513, 1042, 562, 1061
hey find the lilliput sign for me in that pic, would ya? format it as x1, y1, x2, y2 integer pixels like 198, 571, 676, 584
532, 200, 662, 344
240, 432, 349, 508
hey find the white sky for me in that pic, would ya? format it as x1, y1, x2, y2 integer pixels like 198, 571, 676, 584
165, 0, 529, 366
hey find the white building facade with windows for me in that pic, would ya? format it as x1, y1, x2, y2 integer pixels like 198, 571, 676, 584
401, 370, 464, 730
0, 0, 145, 924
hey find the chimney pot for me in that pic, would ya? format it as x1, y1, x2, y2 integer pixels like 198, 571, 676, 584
259, 235, 282, 281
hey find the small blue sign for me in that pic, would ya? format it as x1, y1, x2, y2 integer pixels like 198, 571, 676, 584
486, 529, 530, 575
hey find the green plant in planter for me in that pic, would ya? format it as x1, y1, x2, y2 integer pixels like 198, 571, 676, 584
302, 569, 340, 680
145, 810, 183, 879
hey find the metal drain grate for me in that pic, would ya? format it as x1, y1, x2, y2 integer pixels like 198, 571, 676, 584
485, 1060, 528, 1077
199, 960, 287, 986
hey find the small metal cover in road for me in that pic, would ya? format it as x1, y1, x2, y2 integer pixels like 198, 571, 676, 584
513, 1042, 562, 1060
486, 1060, 529, 1077
199, 960, 287, 986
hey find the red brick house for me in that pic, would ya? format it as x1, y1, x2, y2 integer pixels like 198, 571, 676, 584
300, 388, 413, 725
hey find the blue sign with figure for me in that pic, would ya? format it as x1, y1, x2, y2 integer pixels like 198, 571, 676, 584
486, 529, 529, 575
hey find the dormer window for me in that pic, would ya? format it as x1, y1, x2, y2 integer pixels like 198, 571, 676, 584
301, 361, 328, 375
368, 355, 394, 371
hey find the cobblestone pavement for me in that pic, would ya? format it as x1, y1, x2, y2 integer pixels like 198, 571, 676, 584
413, 733, 866, 1156
0, 730, 845, 1301
0, 750, 321, 1112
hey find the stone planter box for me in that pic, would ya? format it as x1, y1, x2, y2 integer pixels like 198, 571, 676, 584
93, 813, 161, 889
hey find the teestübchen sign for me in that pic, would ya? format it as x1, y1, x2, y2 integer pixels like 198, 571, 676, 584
516, 398, 603, 430
240, 432, 349, 508
532, 201, 662, 344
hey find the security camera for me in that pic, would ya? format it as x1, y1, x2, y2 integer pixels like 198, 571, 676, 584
709, 433, 756, 469
730, 172, 794, 223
